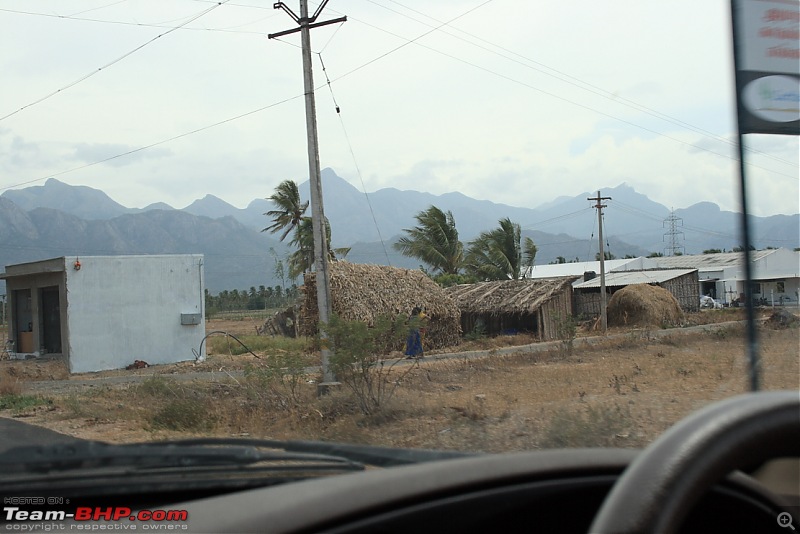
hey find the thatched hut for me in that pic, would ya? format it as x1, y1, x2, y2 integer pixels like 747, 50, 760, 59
445, 277, 576, 341
299, 262, 461, 350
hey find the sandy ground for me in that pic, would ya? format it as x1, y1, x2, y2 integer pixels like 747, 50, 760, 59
1, 310, 797, 451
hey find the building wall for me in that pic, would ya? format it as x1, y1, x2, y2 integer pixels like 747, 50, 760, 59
65, 255, 205, 373
660, 272, 700, 312
575, 272, 700, 317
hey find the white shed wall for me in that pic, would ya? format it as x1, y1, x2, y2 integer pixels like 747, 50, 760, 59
65, 255, 205, 373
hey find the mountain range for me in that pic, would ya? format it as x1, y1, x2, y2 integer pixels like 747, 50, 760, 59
1, 169, 797, 293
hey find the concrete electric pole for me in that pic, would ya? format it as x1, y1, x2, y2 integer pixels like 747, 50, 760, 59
269, 1, 346, 387
588, 191, 612, 333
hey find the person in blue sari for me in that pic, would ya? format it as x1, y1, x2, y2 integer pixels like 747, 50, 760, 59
405, 307, 426, 359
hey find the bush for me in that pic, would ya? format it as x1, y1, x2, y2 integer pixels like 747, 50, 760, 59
539, 404, 634, 448
0, 394, 49, 412
327, 314, 417, 415
243, 350, 308, 409
150, 399, 214, 431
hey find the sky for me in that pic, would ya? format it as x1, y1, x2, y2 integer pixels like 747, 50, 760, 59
0, 0, 798, 218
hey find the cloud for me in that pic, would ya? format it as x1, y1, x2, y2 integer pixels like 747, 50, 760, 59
69, 143, 172, 168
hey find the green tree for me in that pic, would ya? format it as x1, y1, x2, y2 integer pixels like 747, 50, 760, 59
464, 218, 524, 280
262, 180, 308, 242
393, 206, 463, 275
264, 181, 348, 280
522, 236, 538, 273
595, 251, 616, 261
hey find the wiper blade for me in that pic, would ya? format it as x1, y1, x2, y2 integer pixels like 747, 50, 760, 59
167, 437, 479, 467
0, 440, 365, 475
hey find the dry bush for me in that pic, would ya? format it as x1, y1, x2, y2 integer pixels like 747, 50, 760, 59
0, 374, 23, 396
765, 309, 799, 329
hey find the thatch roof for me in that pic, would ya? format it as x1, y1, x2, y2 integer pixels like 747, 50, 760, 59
445, 277, 577, 315
299, 262, 461, 349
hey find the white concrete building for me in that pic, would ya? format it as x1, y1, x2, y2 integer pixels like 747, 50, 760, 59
525, 248, 799, 308
1, 255, 205, 373
617, 248, 800, 306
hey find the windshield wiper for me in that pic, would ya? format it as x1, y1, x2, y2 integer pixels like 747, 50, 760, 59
0, 438, 476, 497
0, 439, 365, 475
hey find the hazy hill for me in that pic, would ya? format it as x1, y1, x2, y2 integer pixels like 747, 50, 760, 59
0, 199, 289, 293
1, 170, 797, 294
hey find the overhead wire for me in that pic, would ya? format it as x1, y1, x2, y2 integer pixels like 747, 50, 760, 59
0, 94, 302, 193
368, 0, 797, 170
2, 0, 794, 209
0, 0, 232, 123
318, 50, 393, 266
327, 15, 797, 182
67, 0, 127, 17
0, 6, 272, 35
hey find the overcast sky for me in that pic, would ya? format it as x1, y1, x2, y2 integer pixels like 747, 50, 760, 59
1, 0, 798, 218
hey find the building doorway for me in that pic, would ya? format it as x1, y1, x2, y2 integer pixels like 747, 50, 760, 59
40, 286, 62, 354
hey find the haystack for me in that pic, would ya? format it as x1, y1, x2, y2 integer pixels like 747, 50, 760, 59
607, 284, 683, 327
299, 262, 461, 349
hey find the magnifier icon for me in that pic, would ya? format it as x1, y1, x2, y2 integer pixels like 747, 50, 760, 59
778, 512, 796, 530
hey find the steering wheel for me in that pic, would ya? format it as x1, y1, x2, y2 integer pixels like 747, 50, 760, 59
590, 390, 800, 533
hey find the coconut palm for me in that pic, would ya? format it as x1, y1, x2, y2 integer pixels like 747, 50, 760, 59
264, 180, 347, 278
287, 216, 351, 279
464, 218, 526, 280
522, 236, 538, 274
393, 206, 463, 275
262, 180, 309, 242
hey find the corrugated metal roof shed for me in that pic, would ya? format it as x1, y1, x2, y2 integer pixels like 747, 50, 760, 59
644, 250, 774, 269
572, 269, 697, 289
526, 259, 639, 279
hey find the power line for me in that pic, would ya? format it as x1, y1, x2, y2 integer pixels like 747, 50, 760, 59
0, 1, 232, 122
318, 52, 392, 266
324, 7, 797, 181
0, 94, 302, 193
366, 0, 797, 170
0, 5, 272, 35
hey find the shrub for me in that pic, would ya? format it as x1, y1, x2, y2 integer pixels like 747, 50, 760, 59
243, 350, 308, 409
150, 399, 214, 431
327, 314, 417, 415
539, 404, 635, 448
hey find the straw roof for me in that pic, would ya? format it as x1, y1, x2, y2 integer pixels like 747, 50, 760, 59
299, 262, 461, 348
445, 277, 577, 315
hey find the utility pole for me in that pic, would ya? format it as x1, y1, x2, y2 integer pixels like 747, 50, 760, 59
270, 1, 346, 388
588, 191, 612, 333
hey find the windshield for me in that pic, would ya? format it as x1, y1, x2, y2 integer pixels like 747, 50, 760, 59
0, 0, 798, 531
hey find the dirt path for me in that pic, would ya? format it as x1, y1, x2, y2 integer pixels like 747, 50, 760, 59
18, 321, 748, 395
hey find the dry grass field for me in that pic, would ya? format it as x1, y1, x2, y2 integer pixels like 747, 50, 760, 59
0, 311, 798, 453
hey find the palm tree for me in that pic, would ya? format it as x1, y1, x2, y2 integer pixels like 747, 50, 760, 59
393, 206, 463, 275
262, 180, 308, 242
264, 180, 346, 279
286, 216, 350, 279
522, 236, 538, 274
464, 218, 524, 280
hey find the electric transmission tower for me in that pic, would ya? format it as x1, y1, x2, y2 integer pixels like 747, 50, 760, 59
662, 209, 685, 256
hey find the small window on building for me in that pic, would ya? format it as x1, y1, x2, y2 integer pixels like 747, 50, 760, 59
777, 281, 785, 293
752, 283, 761, 295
